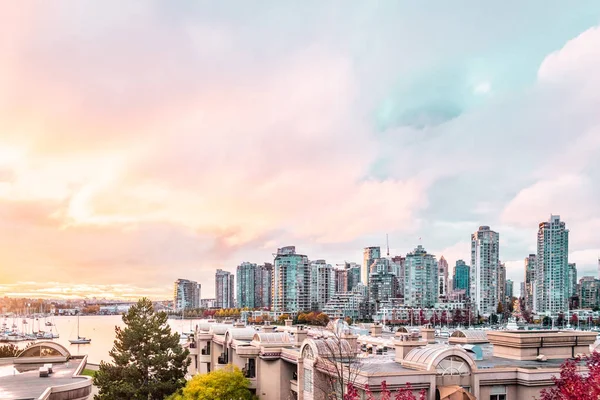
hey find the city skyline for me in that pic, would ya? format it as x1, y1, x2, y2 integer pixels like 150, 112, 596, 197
1, 3, 600, 300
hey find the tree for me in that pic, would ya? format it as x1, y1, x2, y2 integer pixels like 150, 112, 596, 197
497, 302, 504, 315
540, 352, 600, 399
0, 344, 20, 358
489, 313, 499, 324
316, 312, 330, 326
570, 313, 578, 326
93, 298, 190, 400
167, 365, 255, 400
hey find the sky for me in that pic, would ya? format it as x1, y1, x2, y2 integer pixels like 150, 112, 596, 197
1, 1, 600, 300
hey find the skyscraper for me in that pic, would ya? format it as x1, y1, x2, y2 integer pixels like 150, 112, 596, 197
310, 260, 335, 311
173, 279, 201, 310
535, 215, 569, 314
453, 260, 470, 297
334, 268, 347, 294
404, 245, 438, 307
236, 262, 272, 309
215, 269, 235, 309
567, 263, 578, 298
362, 247, 381, 285
524, 254, 536, 312
369, 258, 399, 308
391, 256, 405, 298
438, 256, 449, 300
579, 276, 600, 309
506, 279, 514, 299
470, 226, 499, 316
272, 246, 310, 313
345, 262, 362, 291
498, 262, 506, 310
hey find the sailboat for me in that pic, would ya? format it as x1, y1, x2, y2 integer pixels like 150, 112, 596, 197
69, 314, 91, 344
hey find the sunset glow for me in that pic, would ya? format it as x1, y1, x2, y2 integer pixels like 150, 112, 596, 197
1, 2, 600, 299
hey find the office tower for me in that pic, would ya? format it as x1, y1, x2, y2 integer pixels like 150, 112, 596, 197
506, 279, 514, 299
453, 260, 470, 297
310, 260, 335, 311
579, 277, 600, 309
567, 263, 578, 298
498, 262, 506, 309
470, 226, 500, 316
173, 279, 201, 310
272, 246, 310, 313
524, 254, 536, 312
404, 245, 438, 307
520, 282, 526, 300
438, 256, 449, 299
362, 247, 381, 285
369, 259, 399, 308
391, 256, 405, 298
215, 269, 235, 309
236, 262, 273, 309
345, 262, 362, 291
535, 215, 569, 314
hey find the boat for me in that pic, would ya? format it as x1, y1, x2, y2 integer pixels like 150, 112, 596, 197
69, 314, 91, 344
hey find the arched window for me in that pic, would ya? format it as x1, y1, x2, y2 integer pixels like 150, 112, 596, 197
19, 345, 63, 358
436, 356, 470, 376
302, 345, 314, 360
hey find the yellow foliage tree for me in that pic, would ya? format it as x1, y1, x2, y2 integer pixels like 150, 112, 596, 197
167, 365, 255, 400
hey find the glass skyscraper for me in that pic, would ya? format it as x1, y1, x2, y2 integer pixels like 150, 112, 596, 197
535, 215, 569, 314
453, 260, 470, 297
404, 245, 438, 307
272, 246, 310, 313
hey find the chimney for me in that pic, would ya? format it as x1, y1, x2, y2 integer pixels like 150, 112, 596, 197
341, 331, 359, 354
294, 326, 308, 346
370, 322, 383, 337
420, 325, 436, 344
262, 321, 276, 333
285, 319, 293, 327
394, 335, 427, 362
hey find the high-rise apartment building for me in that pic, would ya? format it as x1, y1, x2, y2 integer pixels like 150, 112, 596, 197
498, 262, 506, 309
173, 279, 201, 310
506, 279, 514, 299
215, 269, 235, 309
535, 215, 569, 314
272, 246, 310, 313
362, 247, 381, 285
567, 263, 578, 298
579, 277, 600, 309
310, 260, 335, 311
470, 226, 500, 316
345, 262, 362, 291
391, 256, 405, 297
236, 262, 272, 309
404, 245, 438, 307
524, 254, 536, 312
453, 260, 470, 297
334, 268, 347, 294
438, 256, 449, 299
369, 259, 400, 308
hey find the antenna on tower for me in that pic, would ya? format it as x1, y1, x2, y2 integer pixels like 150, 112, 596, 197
386, 234, 390, 257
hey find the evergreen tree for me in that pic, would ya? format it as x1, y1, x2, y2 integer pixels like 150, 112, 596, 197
94, 298, 190, 400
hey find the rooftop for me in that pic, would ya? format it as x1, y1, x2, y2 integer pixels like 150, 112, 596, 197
0, 357, 89, 399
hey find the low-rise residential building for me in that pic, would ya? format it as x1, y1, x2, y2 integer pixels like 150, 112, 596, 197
184, 320, 596, 400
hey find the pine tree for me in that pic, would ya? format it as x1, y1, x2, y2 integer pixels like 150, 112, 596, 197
94, 298, 190, 400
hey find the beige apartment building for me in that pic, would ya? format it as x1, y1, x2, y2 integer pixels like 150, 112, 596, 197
184, 320, 597, 400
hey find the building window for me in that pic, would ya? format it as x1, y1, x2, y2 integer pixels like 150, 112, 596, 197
304, 368, 313, 393
490, 385, 506, 400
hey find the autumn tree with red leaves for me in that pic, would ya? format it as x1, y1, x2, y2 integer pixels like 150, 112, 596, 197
539, 351, 600, 400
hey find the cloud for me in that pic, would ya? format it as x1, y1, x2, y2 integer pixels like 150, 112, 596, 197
1, 3, 600, 298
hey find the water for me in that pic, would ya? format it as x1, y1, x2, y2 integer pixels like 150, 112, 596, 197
14, 315, 202, 364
